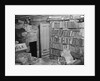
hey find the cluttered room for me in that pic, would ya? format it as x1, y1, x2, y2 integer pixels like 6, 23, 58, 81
15, 15, 84, 65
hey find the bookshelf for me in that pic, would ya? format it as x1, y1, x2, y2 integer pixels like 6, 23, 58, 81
49, 19, 84, 59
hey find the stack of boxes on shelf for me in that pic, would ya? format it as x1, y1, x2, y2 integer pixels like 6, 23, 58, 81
49, 17, 84, 60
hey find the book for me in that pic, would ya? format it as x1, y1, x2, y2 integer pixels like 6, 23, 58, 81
58, 29, 63, 37
50, 48, 61, 56
79, 38, 84, 47
65, 37, 70, 45
64, 21, 68, 29
71, 38, 84, 47
60, 21, 63, 28
54, 21, 60, 29
61, 37, 66, 44
79, 29, 84, 37
66, 30, 71, 37
67, 21, 79, 28
78, 22, 84, 28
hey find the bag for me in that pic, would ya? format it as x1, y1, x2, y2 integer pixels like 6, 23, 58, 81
15, 52, 32, 65
58, 56, 67, 65
61, 49, 73, 64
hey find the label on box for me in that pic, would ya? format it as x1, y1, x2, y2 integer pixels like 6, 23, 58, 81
15, 43, 27, 52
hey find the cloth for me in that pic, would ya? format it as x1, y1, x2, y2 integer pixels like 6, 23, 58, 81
58, 56, 67, 65
24, 25, 32, 32
61, 49, 73, 64
15, 52, 32, 65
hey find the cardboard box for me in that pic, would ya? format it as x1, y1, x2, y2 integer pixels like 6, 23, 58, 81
15, 43, 27, 52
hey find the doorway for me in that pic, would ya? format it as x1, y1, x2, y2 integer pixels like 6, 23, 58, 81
29, 41, 37, 57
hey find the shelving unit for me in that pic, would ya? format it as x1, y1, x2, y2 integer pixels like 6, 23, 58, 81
49, 17, 84, 60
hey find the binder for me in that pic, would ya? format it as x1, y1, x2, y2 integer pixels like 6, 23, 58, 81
60, 21, 63, 28
50, 42, 53, 48
51, 21, 55, 28
52, 29, 54, 35
61, 37, 66, 44
75, 38, 80, 46
71, 31, 75, 37
66, 30, 71, 37
62, 30, 65, 37
64, 21, 68, 29
71, 38, 84, 47
79, 38, 84, 47
65, 37, 70, 45
69, 37, 73, 45
80, 29, 84, 37
72, 38, 76, 46
58, 29, 63, 37
67, 21, 71, 28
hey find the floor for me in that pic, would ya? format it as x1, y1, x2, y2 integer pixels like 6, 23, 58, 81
15, 54, 60, 65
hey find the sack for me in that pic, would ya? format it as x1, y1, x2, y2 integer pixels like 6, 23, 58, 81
70, 51, 81, 59
15, 52, 32, 65
61, 49, 73, 64
58, 56, 66, 65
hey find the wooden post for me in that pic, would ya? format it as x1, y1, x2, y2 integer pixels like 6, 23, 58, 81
38, 25, 41, 58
